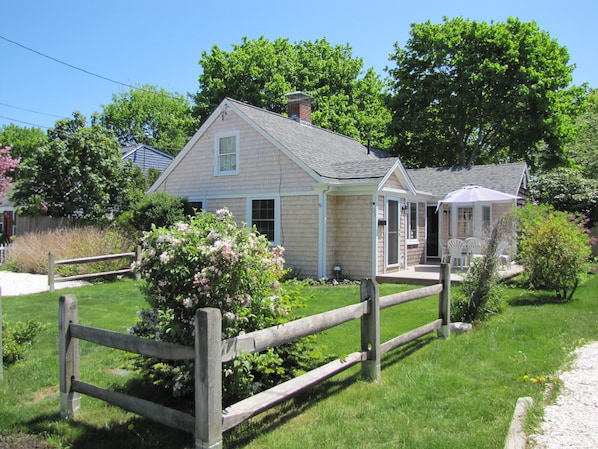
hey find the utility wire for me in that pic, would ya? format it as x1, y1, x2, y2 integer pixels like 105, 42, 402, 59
0, 102, 63, 118
0, 115, 49, 129
0, 34, 135, 90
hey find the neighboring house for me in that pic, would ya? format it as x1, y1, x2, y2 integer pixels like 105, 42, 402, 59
408, 163, 529, 259
149, 92, 527, 280
121, 144, 174, 174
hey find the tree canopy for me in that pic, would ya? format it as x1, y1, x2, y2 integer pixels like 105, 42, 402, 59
568, 88, 598, 178
386, 17, 580, 168
0, 124, 47, 160
11, 112, 132, 220
99, 84, 198, 156
194, 36, 393, 150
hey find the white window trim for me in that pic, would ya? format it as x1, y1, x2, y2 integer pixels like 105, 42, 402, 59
407, 201, 419, 244
246, 196, 280, 245
214, 130, 240, 176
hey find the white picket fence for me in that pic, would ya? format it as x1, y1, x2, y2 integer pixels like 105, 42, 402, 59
0, 244, 11, 265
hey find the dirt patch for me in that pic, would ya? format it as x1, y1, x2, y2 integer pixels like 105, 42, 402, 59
32, 386, 59, 403
0, 432, 48, 449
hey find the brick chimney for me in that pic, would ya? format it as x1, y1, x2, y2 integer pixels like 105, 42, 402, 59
285, 91, 313, 124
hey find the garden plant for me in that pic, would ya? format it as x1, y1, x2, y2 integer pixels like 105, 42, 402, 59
130, 209, 322, 405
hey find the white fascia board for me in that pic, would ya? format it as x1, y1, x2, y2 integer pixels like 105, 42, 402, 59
378, 159, 418, 195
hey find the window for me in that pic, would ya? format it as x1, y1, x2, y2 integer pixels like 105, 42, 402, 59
187, 201, 203, 214
408, 202, 418, 240
252, 199, 275, 242
388, 200, 399, 265
457, 207, 473, 236
214, 131, 239, 175
481, 206, 491, 235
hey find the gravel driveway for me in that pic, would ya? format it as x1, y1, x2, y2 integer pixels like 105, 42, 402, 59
0, 271, 90, 296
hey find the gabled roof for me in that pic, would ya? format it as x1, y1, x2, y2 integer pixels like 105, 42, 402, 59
225, 98, 411, 188
121, 144, 174, 174
407, 163, 528, 199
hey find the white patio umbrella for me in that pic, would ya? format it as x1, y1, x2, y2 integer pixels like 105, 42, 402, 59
436, 185, 520, 211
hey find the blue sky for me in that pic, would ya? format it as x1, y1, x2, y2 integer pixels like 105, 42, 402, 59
2, 0, 597, 131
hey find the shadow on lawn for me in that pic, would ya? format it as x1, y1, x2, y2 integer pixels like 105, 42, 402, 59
21, 339, 435, 449
226, 337, 435, 448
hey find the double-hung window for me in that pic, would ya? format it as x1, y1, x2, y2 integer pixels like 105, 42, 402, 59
214, 131, 239, 175
251, 199, 276, 243
408, 202, 418, 241
457, 207, 474, 236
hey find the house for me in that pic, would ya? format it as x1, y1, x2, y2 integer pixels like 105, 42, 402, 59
407, 164, 528, 259
149, 92, 527, 280
121, 144, 174, 174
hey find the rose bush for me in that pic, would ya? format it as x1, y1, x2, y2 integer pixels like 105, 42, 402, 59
130, 208, 322, 404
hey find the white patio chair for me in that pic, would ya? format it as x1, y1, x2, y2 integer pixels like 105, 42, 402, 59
447, 239, 467, 270
494, 241, 510, 268
465, 237, 485, 263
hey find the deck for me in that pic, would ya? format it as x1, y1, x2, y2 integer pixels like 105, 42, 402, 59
376, 262, 524, 286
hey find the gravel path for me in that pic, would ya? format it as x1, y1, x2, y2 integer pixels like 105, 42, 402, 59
529, 341, 598, 449
0, 271, 90, 296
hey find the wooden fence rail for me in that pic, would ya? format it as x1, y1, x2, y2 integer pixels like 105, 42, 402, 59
49, 247, 141, 292
59, 264, 451, 449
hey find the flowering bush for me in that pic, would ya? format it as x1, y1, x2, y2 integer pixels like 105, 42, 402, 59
130, 209, 321, 404
516, 203, 593, 302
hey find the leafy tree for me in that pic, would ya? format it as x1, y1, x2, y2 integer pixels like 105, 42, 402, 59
386, 17, 580, 168
0, 124, 47, 160
99, 84, 198, 156
11, 112, 130, 220
516, 203, 592, 302
194, 36, 393, 149
568, 88, 598, 178
0, 146, 19, 200
529, 168, 598, 227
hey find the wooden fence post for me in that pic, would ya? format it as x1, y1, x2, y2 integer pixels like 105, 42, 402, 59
59, 294, 80, 418
438, 263, 451, 339
134, 245, 141, 281
360, 278, 380, 382
48, 252, 55, 292
195, 308, 223, 449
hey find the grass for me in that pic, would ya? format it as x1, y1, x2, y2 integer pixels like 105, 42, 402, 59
1, 275, 597, 448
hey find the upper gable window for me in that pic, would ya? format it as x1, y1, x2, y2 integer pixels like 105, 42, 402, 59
214, 131, 239, 175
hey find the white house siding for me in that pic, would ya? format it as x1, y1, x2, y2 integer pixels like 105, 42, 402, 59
327, 195, 373, 280
280, 195, 320, 279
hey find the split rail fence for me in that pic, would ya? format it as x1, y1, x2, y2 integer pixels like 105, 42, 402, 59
59, 264, 451, 449
49, 247, 141, 292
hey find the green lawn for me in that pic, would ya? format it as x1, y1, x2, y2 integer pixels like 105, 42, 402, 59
1, 275, 597, 448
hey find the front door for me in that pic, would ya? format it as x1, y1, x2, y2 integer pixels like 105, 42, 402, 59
426, 206, 439, 258
387, 199, 400, 267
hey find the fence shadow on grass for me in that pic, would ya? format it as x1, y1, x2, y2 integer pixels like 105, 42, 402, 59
26, 411, 194, 449
225, 337, 436, 448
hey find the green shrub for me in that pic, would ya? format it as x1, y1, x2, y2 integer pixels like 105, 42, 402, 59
130, 209, 322, 406
516, 203, 592, 302
129, 192, 187, 232
2, 317, 45, 366
7, 226, 135, 275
